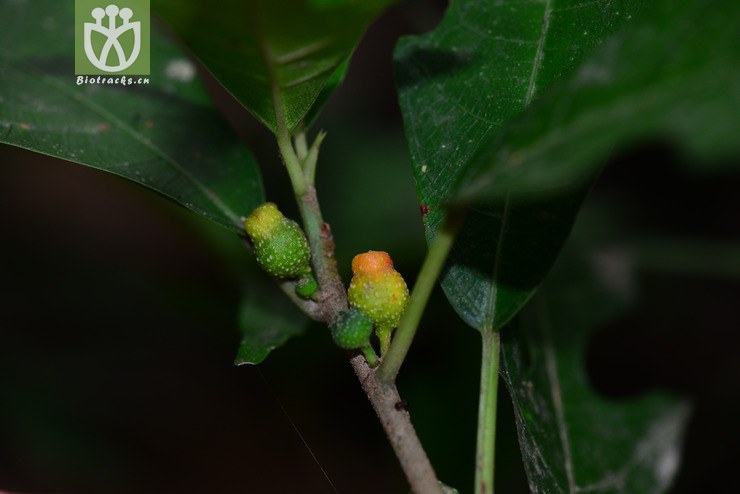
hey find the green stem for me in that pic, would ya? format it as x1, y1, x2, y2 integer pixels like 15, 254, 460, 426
377, 211, 463, 383
277, 129, 307, 197
295, 186, 347, 321
377, 325, 393, 356
475, 329, 500, 494
361, 346, 379, 367
276, 123, 345, 322
268, 76, 439, 494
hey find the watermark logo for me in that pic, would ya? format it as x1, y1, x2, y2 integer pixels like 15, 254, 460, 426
75, 1, 150, 75
84, 5, 140, 72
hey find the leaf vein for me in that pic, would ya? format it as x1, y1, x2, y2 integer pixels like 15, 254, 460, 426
484, 194, 511, 330
525, 0, 553, 104
275, 37, 334, 65
538, 298, 577, 492
3, 56, 241, 226
280, 64, 338, 89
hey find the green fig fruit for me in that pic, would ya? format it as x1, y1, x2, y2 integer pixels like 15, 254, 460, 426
348, 251, 409, 355
330, 307, 378, 366
244, 203, 317, 298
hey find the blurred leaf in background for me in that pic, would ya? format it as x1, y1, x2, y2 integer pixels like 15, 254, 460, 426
503, 211, 691, 494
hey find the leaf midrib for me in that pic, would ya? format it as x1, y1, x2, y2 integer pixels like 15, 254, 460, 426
250, 3, 343, 132
538, 298, 577, 493
484, 196, 510, 330
2, 53, 241, 227
524, 0, 553, 105
253, 14, 289, 135
484, 0, 552, 331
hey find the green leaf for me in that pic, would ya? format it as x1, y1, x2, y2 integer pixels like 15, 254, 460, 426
153, 0, 394, 134
235, 276, 309, 365
302, 58, 350, 130
457, 0, 740, 202
396, 0, 639, 331
0, 0, 262, 233
502, 240, 691, 494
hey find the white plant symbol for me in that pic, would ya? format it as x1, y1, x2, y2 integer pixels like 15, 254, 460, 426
84, 4, 141, 72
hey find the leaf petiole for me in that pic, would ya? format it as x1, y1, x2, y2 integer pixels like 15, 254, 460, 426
276, 126, 307, 197
475, 329, 500, 494
377, 209, 463, 383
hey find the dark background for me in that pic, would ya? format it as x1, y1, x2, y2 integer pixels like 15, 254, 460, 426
2, 0, 740, 492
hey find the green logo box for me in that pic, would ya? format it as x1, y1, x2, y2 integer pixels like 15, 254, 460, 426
75, 0, 150, 75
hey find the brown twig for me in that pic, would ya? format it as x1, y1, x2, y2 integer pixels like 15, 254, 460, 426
273, 119, 442, 493
294, 186, 442, 494
351, 355, 443, 494
295, 185, 347, 323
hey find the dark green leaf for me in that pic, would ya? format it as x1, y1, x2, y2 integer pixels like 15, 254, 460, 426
235, 274, 309, 365
302, 58, 350, 130
396, 0, 639, 331
457, 0, 740, 201
502, 241, 690, 494
153, 0, 394, 133
0, 0, 262, 233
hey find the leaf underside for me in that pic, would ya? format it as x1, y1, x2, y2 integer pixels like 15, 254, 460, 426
458, 0, 740, 201
235, 274, 309, 365
153, 0, 396, 134
396, 1, 739, 490
502, 237, 690, 494
398, 0, 740, 334
395, 0, 640, 332
0, 0, 263, 233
